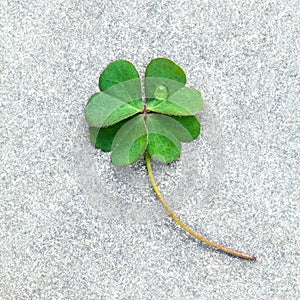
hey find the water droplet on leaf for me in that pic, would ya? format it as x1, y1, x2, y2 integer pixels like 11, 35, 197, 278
154, 85, 169, 100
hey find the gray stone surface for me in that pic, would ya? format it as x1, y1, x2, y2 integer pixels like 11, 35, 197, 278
1, 0, 299, 299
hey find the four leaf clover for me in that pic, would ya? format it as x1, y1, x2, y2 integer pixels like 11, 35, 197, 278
84, 58, 256, 260
85, 58, 203, 166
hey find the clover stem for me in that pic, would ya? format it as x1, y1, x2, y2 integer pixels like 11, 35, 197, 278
145, 151, 256, 261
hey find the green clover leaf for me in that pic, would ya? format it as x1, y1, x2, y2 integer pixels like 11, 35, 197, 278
145, 58, 203, 115
84, 58, 256, 261
85, 60, 143, 128
85, 58, 202, 166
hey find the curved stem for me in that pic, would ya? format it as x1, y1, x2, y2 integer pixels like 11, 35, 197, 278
145, 152, 256, 261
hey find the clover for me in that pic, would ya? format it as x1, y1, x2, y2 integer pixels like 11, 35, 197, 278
85, 58, 256, 260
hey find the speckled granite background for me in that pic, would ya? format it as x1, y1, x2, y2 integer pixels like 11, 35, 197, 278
1, 0, 299, 299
